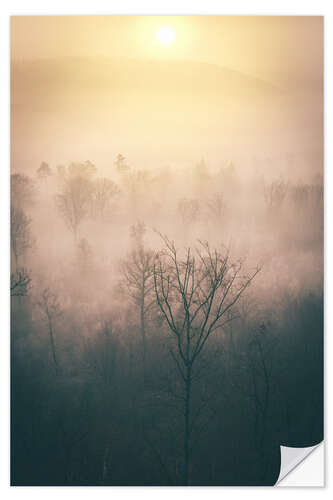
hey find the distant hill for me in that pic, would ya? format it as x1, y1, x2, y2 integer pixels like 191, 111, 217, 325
11, 57, 282, 118
12, 57, 279, 100
10, 57, 321, 176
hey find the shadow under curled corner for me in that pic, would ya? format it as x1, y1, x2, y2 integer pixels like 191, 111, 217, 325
276, 442, 324, 486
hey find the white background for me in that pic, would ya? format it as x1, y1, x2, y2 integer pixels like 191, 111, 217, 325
0, 0, 331, 497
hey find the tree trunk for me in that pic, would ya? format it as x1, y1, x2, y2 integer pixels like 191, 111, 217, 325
47, 316, 59, 375
140, 297, 147, 385
184, 366, 192, 485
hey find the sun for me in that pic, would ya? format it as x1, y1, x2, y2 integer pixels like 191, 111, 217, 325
156, 26, 175, 46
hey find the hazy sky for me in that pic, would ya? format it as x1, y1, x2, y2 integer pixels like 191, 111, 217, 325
11, 16, 323, 175
11, 16, 323, 83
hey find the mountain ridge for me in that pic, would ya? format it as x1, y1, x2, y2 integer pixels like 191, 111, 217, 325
11, 56, 281, 103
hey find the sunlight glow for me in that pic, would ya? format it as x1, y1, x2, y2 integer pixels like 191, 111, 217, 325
156, 26, 175, 45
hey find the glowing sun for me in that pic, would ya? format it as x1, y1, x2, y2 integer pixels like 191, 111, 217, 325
156, 26, 175, 45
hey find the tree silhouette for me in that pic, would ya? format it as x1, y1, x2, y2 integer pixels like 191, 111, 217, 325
91, 178, 120, 220
56, 169, 93, 241
120, 222, 155, 382
247, 321, 277, 478
11, 173, 35, 209
153, 235, 260, 484
10, 207, 32, 270
206, 193, 226, 221
264, 178, 288, 212
36, 288, 63, 375
36, 162, 52, 181
114, 154, 129, 174
10, 268, 31, 297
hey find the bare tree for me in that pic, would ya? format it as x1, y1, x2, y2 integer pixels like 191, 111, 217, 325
264, 178, 288, 212
247, 322, 277, 479
114, 154, 129, 174
91, 178, 120, 220
36, 288, 62, 375
130, 220, 146, 243
76, 237, 93, 272
36, 162, 52, 181
85, 321, 118, 387
193, 158, 210, 195
206, 193, 226, 221
10, 268, 31, 297
11, 207, 32, 270
120, 222, 155, 382
153, 235, 260, 484
68, 160, 96, 178
123, 170, 152, 213
56, 171, 93, 241
11, 173, 35, 209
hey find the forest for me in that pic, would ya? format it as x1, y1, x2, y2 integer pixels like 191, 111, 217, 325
11, 155, 323, 485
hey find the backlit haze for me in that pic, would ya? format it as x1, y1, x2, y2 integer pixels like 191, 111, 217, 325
11, 16, 323, 179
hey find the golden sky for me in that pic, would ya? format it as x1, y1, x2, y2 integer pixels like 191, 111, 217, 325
11, 16, 323, 177
11, 16, 323, 84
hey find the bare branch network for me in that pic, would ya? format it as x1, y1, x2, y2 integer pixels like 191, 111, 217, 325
10, 268, 31, 297
153, 234, 261, 374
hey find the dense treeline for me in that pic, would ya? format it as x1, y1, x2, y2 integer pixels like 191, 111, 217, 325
11, 157, 323, 485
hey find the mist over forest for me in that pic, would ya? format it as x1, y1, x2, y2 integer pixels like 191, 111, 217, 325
11, 17, 323, 486
11, 148, 323, 485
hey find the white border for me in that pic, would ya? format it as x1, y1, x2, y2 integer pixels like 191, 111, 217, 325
1, 1, 331, 497
0, 1, 331, 15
